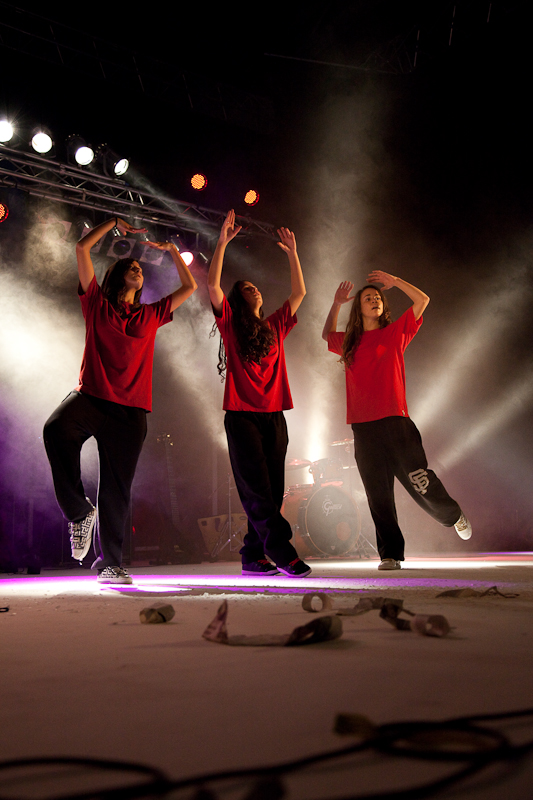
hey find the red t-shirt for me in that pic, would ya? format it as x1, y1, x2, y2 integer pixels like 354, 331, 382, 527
215, 296, 296, 412
77, 276, 173, 411
328, 307, 422, 423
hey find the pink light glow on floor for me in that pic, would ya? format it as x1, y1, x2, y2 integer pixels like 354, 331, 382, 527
1, 554, 532, 599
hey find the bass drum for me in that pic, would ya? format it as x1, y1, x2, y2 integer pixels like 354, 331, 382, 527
283, 485, 361, 557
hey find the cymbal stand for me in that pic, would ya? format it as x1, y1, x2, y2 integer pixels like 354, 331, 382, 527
209, 472, 247, 559
351, 531, 378, 559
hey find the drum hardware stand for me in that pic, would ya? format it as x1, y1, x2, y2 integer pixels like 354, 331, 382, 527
351, 531, 378, 559
329, 440, 378, 559
209, 472, 247, 560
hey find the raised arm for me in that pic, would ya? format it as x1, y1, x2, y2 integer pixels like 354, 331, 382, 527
322, 281, 355, 341
144, 242, 197, 311
277, 227, 305, 316
208, 210, 242, 315
75, 217, 146, 293
367, 270, 429, 320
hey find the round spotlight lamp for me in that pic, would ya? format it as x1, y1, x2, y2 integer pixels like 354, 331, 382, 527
31, 130, 53, 154
0, 120, 14, 143
97, 145, 129, 178
114, 157, 129, 176
180, 251, 194, 266
0, 202, 9, 223
244, 189, 260, 206
191, 173, 208, 191
75, 145, 94, 166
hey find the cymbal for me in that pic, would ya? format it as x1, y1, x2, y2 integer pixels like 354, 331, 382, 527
330, 438, 354, 446
286, 458, 312, 470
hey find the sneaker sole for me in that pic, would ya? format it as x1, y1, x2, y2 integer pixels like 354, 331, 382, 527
241, 569, 280, 576
277, 567, 312, 578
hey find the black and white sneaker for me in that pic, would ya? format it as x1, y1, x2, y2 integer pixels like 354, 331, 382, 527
277, 559, 312, 578
242, 559, 280, 576
68, 499, 96, 561
97, 566, 133, 585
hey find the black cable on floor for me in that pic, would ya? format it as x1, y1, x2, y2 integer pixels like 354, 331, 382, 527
1, 707, 533, 800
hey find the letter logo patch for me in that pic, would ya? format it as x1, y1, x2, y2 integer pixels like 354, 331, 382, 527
409, 468, 429, 495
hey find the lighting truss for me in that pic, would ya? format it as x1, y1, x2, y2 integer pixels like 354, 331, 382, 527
0, 145, 276, 239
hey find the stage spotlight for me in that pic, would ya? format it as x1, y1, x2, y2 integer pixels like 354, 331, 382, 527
244, 189, 260, 206
66, 135, 94, 167
191, 173, 208, 191
70, 215, 92, 242
31, 128, 53, 154
97, 145, 129, 178
180, 251, 194, 266
75, 145, 94, 166
111, 239, 133, 256
114, 158, 129, 176
0, 202, 9, 223
0, 120, 14, 143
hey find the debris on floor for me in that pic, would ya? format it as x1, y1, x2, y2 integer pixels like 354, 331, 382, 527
202, 599, 343, 646
436, 586, 519, 598
139, 602, 176, 624
302, 593, 450, 637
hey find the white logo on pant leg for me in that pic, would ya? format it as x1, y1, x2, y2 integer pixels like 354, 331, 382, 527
409, 469, 429, 495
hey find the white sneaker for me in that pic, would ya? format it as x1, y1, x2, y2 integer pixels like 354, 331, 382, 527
454, 513, 472, 540
378, 558, 401, 570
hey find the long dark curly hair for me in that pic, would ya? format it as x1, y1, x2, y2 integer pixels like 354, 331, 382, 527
101, 258, 142, 316
341, 284, 392, 366
214, 280, 277, 380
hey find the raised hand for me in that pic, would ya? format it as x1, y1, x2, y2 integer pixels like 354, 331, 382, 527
219, 210, 242, 246
144, 241, 175, 251
367, 270, 396, 290
334, 281, 355, 304
277, 227, 297, 254
116, 218, 147, 236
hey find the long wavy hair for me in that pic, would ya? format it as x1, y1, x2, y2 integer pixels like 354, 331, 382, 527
341, 284, 392, 365
213, 280, 276, 380
101, 258, 142, 316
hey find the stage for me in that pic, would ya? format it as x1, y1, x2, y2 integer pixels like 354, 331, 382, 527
2, 554, 533, 799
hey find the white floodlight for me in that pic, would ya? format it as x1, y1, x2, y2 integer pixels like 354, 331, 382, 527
31, 131, 53, 154
0, 120, 14, 143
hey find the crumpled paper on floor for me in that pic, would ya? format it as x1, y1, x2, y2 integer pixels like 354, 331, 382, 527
140, 602, 176, 624
203, 599, 342, 646
436, 585, 519, 598
302, 593, 450, 637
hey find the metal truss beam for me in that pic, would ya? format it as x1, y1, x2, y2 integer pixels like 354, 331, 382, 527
0, 145, 276, 240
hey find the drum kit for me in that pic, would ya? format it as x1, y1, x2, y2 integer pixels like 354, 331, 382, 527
282, 439, 377, 559
206, 438, 377, 561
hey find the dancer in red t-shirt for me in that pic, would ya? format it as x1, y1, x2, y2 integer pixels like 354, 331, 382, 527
208, 210, 311, 577
44, 217, 197, 584
323, 271, 472, 570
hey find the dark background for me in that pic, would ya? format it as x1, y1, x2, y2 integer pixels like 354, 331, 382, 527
1, 1, 532, 569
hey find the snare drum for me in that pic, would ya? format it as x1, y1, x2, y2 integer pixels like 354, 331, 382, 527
309, 458, 344, 486
282, 485, 360, 557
